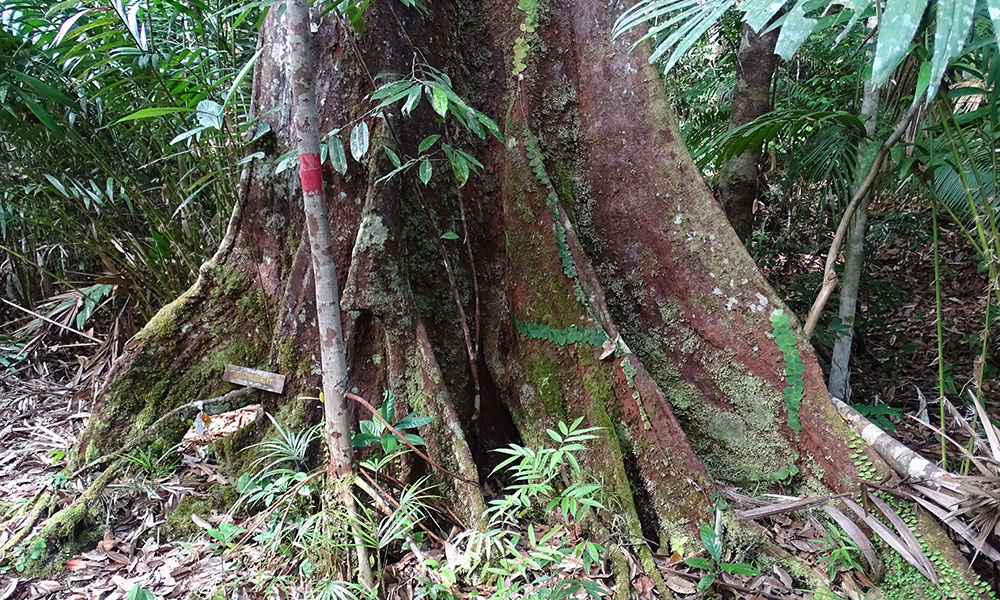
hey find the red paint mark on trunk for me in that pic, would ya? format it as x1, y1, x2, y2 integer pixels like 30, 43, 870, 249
299, 153, 323, 194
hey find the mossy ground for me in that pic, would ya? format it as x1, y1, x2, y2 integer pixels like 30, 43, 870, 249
160, 487, 236, 540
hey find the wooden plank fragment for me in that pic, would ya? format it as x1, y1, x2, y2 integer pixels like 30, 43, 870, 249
223, 364, 285, 393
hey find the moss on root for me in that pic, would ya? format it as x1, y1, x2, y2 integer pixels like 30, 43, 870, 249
401, 341, 485, 524
630, 326, 797, 487
75, 265, 272, 468
160, 489, 235, 540
20, 467, 119, 573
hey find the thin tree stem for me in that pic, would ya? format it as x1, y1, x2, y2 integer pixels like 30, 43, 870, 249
285, 0, 372, 586
803, 93, 924, 338
931, 195, 947, 467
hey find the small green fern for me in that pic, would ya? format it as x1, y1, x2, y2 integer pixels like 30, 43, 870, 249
514, 316, 607, 347
619, 354, 651, 430
769, 309, 804, 431
512, 0, 539, 75
522, 129, 587, 304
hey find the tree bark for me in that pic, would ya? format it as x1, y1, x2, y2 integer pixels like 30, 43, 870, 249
716, 22, 780, 243
286, 0, 372, 584
828, 79, 880, 401
49, 0, 976, 589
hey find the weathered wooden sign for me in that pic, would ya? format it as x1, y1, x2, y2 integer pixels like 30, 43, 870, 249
223, 364, 286, 393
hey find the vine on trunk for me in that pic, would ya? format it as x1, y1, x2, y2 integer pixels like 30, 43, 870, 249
769, 309, 804, 431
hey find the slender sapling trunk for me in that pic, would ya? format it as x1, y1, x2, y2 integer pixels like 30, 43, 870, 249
828, 78, 880, 400
285, 0, 373, 585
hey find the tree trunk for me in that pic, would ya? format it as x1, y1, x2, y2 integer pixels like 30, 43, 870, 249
286, 0, 373, 583
828, 78, 880, 402
716, 22, 780, 243
50, 0, 972, 589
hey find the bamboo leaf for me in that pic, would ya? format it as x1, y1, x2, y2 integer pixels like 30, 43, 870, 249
872, 0, 930, 86
926, 0, 974, 103
224, 49, 262, 107
350, 121, 370, 162
20, 94, 64, 136
13, 72, 75, 107
988, 0, 1000, 54
743, 0, 790, 32
774, 0, 817, 59
51, 9, 91, 47
115, 107, 193, 123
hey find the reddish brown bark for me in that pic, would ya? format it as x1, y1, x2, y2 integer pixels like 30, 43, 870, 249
75, 0, 863, 554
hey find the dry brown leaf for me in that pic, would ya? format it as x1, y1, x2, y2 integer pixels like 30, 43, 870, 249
633, 575, 656, 599
841, 499, 937, 583
104, 549, 131, 565
26, 580, 61, 599
190, 513, 213, 531
822, 505, 880, 576
0, 579, 18, 600
661, 573, 696, 595
772, 565, 792, 589
737, 496, 829, 520
64, 558, 89, 571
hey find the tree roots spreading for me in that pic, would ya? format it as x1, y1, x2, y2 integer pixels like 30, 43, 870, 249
12, 1, 993, 597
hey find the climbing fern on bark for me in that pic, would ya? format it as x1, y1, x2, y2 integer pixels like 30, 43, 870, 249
769, 309, 804, 431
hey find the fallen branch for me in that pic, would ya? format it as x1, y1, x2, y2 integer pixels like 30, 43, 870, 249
833, 397, 1000, 564
736, 495, 831, 520
1, 297, 103, 343
803, 96, 924, 338
832, 397, 961, 489
0, 491, 56, 556
660, 564, 793, 600
904, 489, 1000, 563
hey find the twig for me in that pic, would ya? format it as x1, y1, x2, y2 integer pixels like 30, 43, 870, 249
660, 565, 793, 600
803, 95, 924, 337
347, 392, 478, 486
456, 192, 482, 421
359, 463, 466, 528
1, 297, 104, 343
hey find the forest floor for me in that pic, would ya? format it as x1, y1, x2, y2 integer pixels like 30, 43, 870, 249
759, 205, 995, 463
0, 365, 839, 600
0, 210, 996, 599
